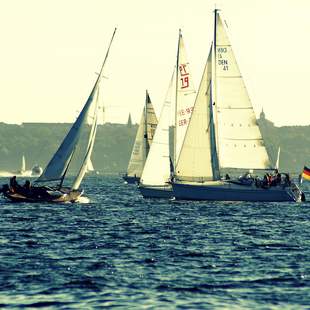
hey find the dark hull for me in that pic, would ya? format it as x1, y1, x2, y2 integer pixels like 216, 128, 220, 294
3, 186, 83, 203
139, 185, 173, 198
122, 175, 140, 184
172, 181, 301, 202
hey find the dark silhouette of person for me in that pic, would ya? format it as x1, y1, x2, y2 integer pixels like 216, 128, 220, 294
23, 180, 31, 192
9, 176, 18, 191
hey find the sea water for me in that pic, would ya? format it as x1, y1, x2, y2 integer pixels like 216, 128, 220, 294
0, 175, 309, 308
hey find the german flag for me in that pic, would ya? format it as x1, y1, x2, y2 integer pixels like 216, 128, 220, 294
302, 166, 310, 181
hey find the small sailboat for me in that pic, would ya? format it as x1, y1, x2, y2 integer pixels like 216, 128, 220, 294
123, 90, 158, 184
15, 155, 32, 177
2, 28, 116, 203
85, 158, 99, 175
138, 30, 196, 198
20, 155, 26, 175
171, 10, 303, 202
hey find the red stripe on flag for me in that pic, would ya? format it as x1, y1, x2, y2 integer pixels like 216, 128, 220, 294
303, 169, 310, 177
302, 172, 310, 180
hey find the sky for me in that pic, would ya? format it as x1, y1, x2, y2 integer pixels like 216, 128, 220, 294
0, 0, 310, 126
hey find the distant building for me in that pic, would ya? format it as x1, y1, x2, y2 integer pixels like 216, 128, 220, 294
127, 113, 132, 128
258, 108, 274, 128
260, 108, 266, 120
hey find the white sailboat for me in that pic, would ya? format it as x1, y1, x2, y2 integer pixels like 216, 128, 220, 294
275, 146, 281, 170
15, 155, 32, 177
2, 28, 116, 203
171, 11, 303, 202
138, 30, 196, 198
123, 90, 158, 184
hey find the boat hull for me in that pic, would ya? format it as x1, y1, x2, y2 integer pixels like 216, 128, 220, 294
139, 185, 173, 198
122, 175, 140, 184
172, 181, 301, 202
2, 186, 83, 203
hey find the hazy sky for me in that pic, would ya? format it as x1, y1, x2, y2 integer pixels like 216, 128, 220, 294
1, 0, 310, 126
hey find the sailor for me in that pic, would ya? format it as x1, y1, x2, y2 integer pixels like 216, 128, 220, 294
9, 176, 18, 191
23, 180, 31, 192
274, 169, 281, 185
284, 173, 291, 186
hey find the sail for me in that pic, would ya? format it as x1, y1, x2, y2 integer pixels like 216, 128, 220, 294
21, 155, 26, 173
37, 28, 116, 183
87, 158, 95, 172
127, 92, 158, 178
174, 30, 196, 165
175, 47, 216, 182
214, 12, 271, 170
71, 87, 99, 190
145, 90, 158, 151
140, 70, 175, 186
275, 146, 280, 169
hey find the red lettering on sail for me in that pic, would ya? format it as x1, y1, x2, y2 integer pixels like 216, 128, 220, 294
181, 76, 189, 89
179, 64, 189, 76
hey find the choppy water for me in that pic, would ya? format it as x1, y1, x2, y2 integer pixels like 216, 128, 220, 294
0, 175, 309, 309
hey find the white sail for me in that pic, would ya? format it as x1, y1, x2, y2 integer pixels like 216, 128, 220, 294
87, 158, 95, 172
214, 13, 271, 170
176, 47, 216, 181
140, 70, 175, 186
71, 88, 99, 190
126, 91, 158, 178
275, 146, 281, 170
37, 28, 116, 184
21, 155, 26, 173
145, 90, 158, 148
127, 111, 147, 178
174, 30, 196, 165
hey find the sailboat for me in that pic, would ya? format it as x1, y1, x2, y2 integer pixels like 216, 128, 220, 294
2, 28, 116, 203
138, 30, 196, 198
171, 10, 303, 202
86, 158, 99, 175
122, 90, 158, 184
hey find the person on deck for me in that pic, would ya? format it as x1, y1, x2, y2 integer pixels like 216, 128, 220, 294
9, 176, 18, 192
23, 180, 31, 192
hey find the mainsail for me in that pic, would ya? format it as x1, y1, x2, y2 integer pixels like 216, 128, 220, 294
126, 91, 158, 178
214, 12, 271, 170
36, 28, 116, 184
174, 30, 196, 166
140, 70, 175, 186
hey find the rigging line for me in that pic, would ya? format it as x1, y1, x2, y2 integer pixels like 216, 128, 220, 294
218, 107, 252, 109
222, 138, 264, 141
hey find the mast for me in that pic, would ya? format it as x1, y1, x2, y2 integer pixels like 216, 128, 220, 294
211, 9, 221, 179
173, 29, 181, 170
144, 90, 149, 159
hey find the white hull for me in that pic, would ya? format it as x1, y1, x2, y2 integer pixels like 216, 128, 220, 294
139, 184, 173, 198
172, 180, 302, 202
